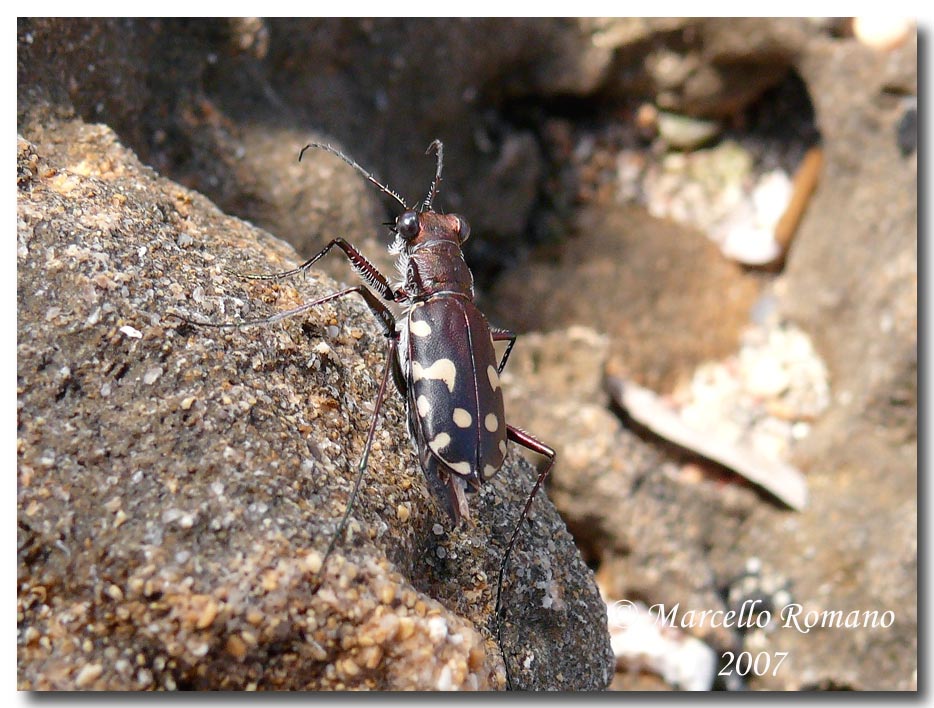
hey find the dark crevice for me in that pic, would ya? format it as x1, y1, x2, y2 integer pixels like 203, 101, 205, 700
471, 67, 822, 298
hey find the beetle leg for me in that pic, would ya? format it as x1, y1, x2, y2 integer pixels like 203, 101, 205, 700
490, 327, 517, 375
226, 238, 398, 301
313, 335, 400, 593
174, 284, 398, 339
179, 280, 402, 594
495, 425, 556, 688
495, 425, 556, 616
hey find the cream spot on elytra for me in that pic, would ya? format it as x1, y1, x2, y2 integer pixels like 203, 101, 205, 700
487, 364, 500, 391
416, 395, 430, 417
485, 413, 499, 432
413, 359, 457, 393
447, 460, 472, 476
409, 319, 432, 337
428, 432, 451, 455
452, 408, 472, 428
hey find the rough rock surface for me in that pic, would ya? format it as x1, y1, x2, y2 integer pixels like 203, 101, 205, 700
16, 124, 611, 690
737, 22, 917, 691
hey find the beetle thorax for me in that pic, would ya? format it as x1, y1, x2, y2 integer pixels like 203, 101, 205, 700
405, 241, 474, 301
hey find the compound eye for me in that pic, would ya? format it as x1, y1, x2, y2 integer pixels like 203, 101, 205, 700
397, 211, 420, 240
454, 215, 470, 244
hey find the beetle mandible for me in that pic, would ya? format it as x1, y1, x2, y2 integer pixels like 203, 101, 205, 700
180, 140, 555, 669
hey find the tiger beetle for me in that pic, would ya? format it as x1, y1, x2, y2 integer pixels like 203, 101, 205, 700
180, 140, 555, 686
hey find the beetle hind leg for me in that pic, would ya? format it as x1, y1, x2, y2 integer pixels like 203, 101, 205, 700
496, 426, 556, 612
495, 425, 557, 689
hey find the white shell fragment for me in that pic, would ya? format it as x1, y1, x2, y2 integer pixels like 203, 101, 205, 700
607, 599, 717, 691
608, 377, 808, 510
718, 171, 791, 265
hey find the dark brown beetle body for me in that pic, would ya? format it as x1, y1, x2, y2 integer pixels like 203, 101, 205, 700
393, 211, 508, 522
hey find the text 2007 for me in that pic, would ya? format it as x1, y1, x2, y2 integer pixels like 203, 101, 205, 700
719, 651, 788, 677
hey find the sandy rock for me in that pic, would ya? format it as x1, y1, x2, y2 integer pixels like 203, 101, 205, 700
16, 123, 611, 690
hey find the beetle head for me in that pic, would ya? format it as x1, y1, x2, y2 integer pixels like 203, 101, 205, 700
393, 210, 470, 251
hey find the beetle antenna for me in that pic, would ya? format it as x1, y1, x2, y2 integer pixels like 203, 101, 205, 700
422, 139, 444, 212
300, 143, 409, 210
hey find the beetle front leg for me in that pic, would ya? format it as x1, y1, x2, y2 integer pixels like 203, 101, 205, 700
228, 238, 398, 301
173, 284, 398, 337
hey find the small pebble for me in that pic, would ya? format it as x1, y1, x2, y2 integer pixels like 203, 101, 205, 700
720, 223, 781, 265
226, 635, 247, 660
303, 551, 323, 574
635, 103, 659, 136
75, 663, 104, 688
195, 599, 219, 629
743, 352, 790, 398
656, 110, 721, 150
